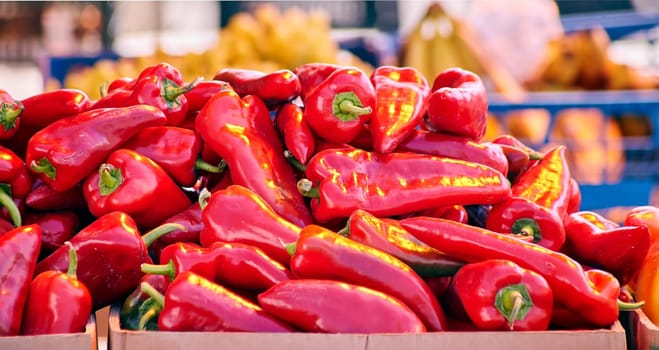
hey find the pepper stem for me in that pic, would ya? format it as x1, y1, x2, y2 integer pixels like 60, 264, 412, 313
198, 187, 212, 210
98, 164, 123, 196
162, 77, 202, 103
140, 282, 165, 308
141, 223, 186, 248
618, 299, 645, 310
284, 150, 307, 173
297, 178, 319, 198
0, 101, 23, 131
30, 157, 57, 180
64, 241, 78, 278
137, 302, 161, 331
0, 186, 21, 227
195, 158, 226, 174
141, 259, 176, 281
285, 242, 297, 256
511, 218, 542, 243
494, 283, 534, 331
332, 91, 372, 121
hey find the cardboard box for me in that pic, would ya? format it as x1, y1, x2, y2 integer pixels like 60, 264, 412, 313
0, 314, 97, 350
630, 309, 659, 350
108, 306, 626, 350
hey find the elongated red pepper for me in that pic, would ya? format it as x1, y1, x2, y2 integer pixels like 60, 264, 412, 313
299, 148, 511, 223
397, 129, 509, 176
196, 89, 311, 226
35, 211, 183, 309
293, 62, 339, 100
447, 259, 553, 331
304, 66, 375, 144
0, 89, 23, 140
0, 145, 32, 227
275, 102, 316, 165
141, 271, 295, 332
425, 67, 488, 141
121, 126, 224, 187
183, 79, 232, 114
0, 224, 41, 336
21, 89, 90, 129
24, 211, 79, 254
564, 211, 650, 285
400, 216, 631, 327
342, 209, 464, 277
259, 279, 426, 333
289, 224, 448, 331
25, 179, 87, 212
486, 146, 571, 250
213, 68, 300, 108
199, 185, 301, 266
26, 105, 167, 192
369, 65, 430, 153
21, 242, 92, 335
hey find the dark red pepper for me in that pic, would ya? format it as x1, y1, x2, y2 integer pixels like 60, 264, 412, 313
26, 105, 167, 192
195, 89, 311, 227
21, 242, 92, 335
416, 204, 469, 224
25, 179, 87, 212
0, 88, 24, 140
24, 211, 79, 254
258, 279, 426, 333
275, 102, 316, 165
0, 145, 33, 227
289, 224, 448, 331
0, 224, 41, 336
369, 65, 430, 153
293, 62, 339, 101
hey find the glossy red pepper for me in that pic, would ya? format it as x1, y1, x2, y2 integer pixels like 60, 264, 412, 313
275, 102, 315, 165
199, 184, 301, 266
213, 68, 301, 109
183, 79, 231, 114
564, 211, 650, 285
141, 271, 295, 332
491, 134, 544, 172
369, 65, 430, 153
486, 146, 571, 250
20, 89, 90, 129
0, 88, 24, 140
259, 279, 426, 333
625, 205, 659, 243
21, 242, 92, 335
24, 211, 79, 254
25, 179, 87, 212
303, 66, 375, 144
0, 224, 41, 336
341, 209, 464, 277
35, 211, 183, 309
397, 129, 509, 176
0, 145, 33, 227
289, 224, 448, 331
489, 143, 530, 182
299, 148, 511, 223
195, 89, 311, 227
425, 68, 488, 141
447, 259, 553, 331
26, 105, 167, 192
400, 216, 630, 328
121, 126, 224, 187
293, 62, 339, 101
416, 204, 470, 224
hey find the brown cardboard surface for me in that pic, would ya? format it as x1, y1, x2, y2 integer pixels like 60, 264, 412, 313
0, 314, 97, 350
108, 306, 626, 350
633, 309, 659, 350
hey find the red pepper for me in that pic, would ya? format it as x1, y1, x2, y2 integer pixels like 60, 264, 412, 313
369, 65, 430, 153
213, 68, 301, 109
400, 216, 631, 328
183, 79, 231, 114
21, 242, 92, 335
299, 148, 511, 223
104, 77, 134, 95
141, 271, 295, 332
341, 209, 464, 277
416, 204, 469, 224
447, 259, 553, 331
195, 89, 311, 227
198, 184, 301, 267
425, 68, 488, 141
83, 148, 193, 229
0, 216, 14, 234
24, 211, 79, 254
625, 205, 659, 243
567, 178, 582, 214
397, 129, 509, 176
25, 179, 87, 212
26, 105, 167, 192
275, 102, 316, 165
35, 211, 183, 309
0, 88, 24, 140
289, 224, 448, 331
490, 143, 530, 182
564, 211, 650, 285
303, 66, 375, 144
121, 126, 225, 187
491, 134, 544, 171
258, 279, 426, 333
0, 145, 33, 227
485, 146, 571, 250
293, 62, 339, 100
0, 224, 41, 336
20, 89, 90, 129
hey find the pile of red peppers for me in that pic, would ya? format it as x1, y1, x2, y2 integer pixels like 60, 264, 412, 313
0, 61, 655, 336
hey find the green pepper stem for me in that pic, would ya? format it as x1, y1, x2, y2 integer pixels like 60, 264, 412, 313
99, 81, 109, 98
494, 283, 533, 331
98, 164, 123, 196
141, 223, 186, 248
297, 178, 319, 198
338, 99, 372, 116
137, 303, 160, 331
332, 91, 372, 121
511, 218, 542, 243
141, 260, 176, 281
64, 241, 78, 278
198, 187, 212, 210
195, 158, 226, 174
285, 242, 297, 256
163, 77, 202, 102
0, 101, 23, 131
0, 188, 21, 227
618, 299, 645, 310
284, 150, 307, 173
140, 282, 165, 308
30, 158, 57, 180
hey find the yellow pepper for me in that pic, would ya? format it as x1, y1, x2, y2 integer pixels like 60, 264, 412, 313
627, 206, 659, 325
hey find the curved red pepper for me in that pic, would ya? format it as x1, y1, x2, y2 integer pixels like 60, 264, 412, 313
258, 279, 426, 333
303, 66, 375, 144
83, 149, 192, 229
24, 211, 79, 254
0, 224, 41, 336
275, 102, 315, 165
289, 224, 448, 331
183, 80, 231, 114
293, 62, 339, 101
448, 259, 553, 331
400, 216, 624, 328
300, 148, 511, 223
21, 242, 92, 335
195, 89, 311, 227
26, 105, 167, 192
21, 89, 90, 129
426, 68, 488, 141
369, 65, 430, 153
564, 211, 650, 285
0, 89, 24, 140
213, 68, 300, 108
